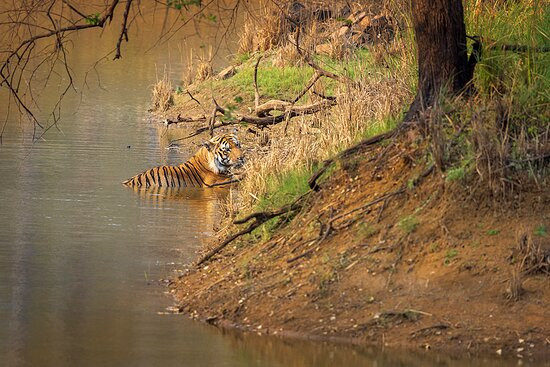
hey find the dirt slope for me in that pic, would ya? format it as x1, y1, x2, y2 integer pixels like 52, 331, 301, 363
171, 131, 550, 360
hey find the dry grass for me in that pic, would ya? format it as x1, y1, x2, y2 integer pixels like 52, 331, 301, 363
516, 231, 550, 275
151, 71, 173, 112
182, 48, 194, 86
238, 3, 288, 54
272, 41, 303, 68
195, 59, 213, 82
507, 230, 550, 300
237, 58, 413, 210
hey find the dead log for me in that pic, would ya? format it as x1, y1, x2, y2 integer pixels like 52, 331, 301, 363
170, 99, 336, 141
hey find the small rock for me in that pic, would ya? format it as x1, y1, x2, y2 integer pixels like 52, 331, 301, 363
518, 338, 524, 343
496, 349, 502, 355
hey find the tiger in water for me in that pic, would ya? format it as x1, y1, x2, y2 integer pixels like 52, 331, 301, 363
122, 133, 244, 188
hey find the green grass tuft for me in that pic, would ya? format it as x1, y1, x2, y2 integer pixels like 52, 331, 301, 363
398, 215, 419, 234
534, 225, 547, 237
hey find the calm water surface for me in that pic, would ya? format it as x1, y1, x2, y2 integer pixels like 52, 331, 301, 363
0, 5, 543, 367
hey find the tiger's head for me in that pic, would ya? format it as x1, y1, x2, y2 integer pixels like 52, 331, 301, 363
202, 133, 245, 174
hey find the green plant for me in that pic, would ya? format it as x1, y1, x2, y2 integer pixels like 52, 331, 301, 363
444, 249, 458, 265
446, 166, 466, 182
317, 269, 336, 298
487, 229, 500, 236
167, 0, 201, 10
357, 223, 379, 240
534, 225, 547, 237
256, 166, 312, 211
398, 215, 419, 234
221, 104, 237, 122
85, 13, 101, 25
234, 52, 251, 64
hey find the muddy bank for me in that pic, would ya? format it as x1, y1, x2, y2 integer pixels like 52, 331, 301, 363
170, 133, 549, 361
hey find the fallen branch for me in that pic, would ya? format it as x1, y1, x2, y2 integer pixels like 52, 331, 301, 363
168, 99, 337, 142
410, 324, 450, 337
292, 72, 321, 104
196, 221, 259, 267
206, 179, 240, 188
473, 36, 550, 53
287, 248, 316, 263
208, 98, 224, 137
195, 191, 310, 266
255, 100, 293, 117
234, 197, 305, 225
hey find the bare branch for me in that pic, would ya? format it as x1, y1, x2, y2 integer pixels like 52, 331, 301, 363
253, 55, 262, 110
114, 0, 133, 60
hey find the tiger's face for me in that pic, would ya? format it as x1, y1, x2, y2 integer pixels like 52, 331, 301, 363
204, 134, 245, 174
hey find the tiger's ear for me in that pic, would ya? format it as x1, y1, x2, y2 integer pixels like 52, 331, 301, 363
202, 141, 214, 151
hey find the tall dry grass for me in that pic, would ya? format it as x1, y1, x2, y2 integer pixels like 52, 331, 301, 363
237, 56, 414, 210
151, 70, 174, 112
238, 3, 288, 54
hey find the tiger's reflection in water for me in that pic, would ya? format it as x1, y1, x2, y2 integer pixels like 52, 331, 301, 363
129, 185, 231, 259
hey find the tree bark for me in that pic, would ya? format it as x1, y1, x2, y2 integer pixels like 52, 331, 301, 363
404, 0, 473, 122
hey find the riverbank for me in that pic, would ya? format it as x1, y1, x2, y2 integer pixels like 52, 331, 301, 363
156, 0, 549, 361
171, 134, 549, 360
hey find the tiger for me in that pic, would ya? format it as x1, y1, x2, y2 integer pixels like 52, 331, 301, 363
122, 133, 244, 188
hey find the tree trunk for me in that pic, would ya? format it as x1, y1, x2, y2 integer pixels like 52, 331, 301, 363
404, 0, 475, 122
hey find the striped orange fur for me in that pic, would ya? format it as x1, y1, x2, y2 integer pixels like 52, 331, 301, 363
123, 134, 244, 188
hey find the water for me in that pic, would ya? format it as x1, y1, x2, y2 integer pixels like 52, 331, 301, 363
0, 4, 542, 367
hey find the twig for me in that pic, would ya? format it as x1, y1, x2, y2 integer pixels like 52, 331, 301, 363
410, 324, 449, 337
376, 199, 387, 223
253, 55, 262, 110
292, 72, 321, 103
328, 189, 405, 226
114, 0, 133, 60
293, 27, 353, 85
386, 238, 405, 288
234, 190, 309, 225
206, 179, 240, 187
187, 90, 202, 106
287, 248, 315, 263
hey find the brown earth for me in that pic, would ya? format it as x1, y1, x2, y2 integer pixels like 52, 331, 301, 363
169, 129, 550, 360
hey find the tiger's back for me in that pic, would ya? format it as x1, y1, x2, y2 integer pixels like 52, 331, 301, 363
122, 163, 206, 188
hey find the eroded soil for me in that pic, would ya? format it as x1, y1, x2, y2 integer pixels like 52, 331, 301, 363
170, 130, 550, 361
